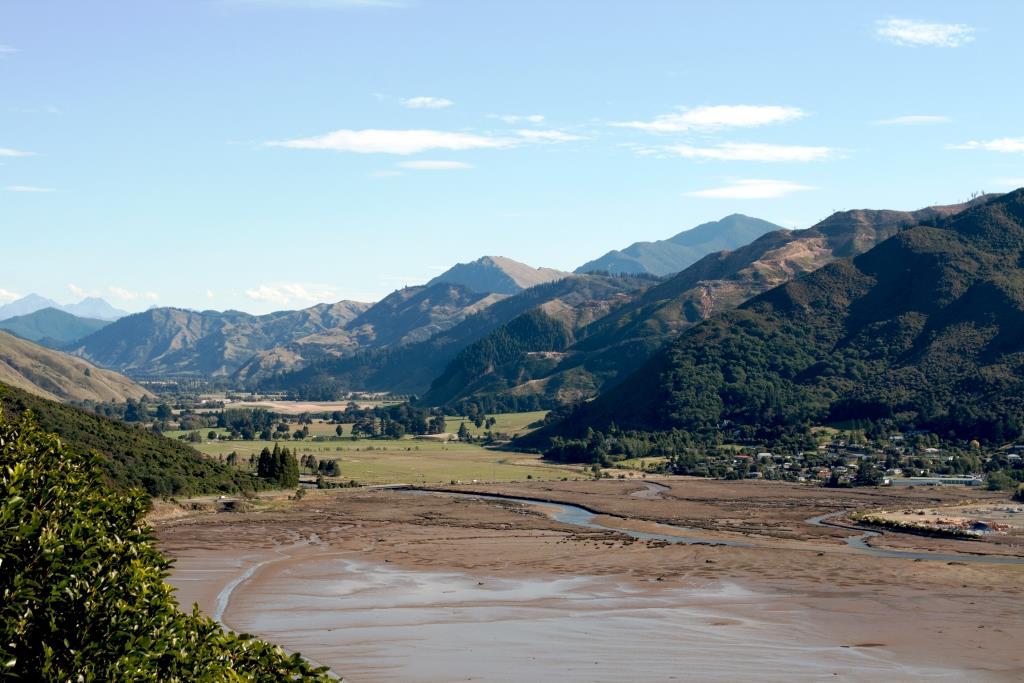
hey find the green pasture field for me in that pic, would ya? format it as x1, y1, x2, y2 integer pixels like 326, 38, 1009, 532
447, 410, 549, 438
168, 432, 579, 485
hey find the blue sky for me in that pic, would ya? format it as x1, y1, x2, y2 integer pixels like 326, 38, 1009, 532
2, 0, 1022, 313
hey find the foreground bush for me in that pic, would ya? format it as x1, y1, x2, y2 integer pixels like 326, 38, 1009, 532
0, 410, 333, 681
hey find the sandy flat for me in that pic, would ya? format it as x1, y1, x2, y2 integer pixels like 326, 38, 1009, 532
159, 479, 1024, 682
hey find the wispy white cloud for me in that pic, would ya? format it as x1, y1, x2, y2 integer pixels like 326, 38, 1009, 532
0, 288, 21, 304
269, 128, 513, 155
402, 96, 454, 109
491, 114, 544, 124
665, 142, 833, 162
245, 282, 339, 306
875, 19, 974, 47
5, 185, 54, 193
874, 115, 951, 126
951, 138, 1024, 153
269, 126, 585, 155
514, 129, 584, 142
67, 283, 96, 299
0, 148, 35, 157
686, 179, 815, 200
396, 160, 472, 170
613, 105, 806, 133
108, 286, 158, 302
0, 45, 17, 57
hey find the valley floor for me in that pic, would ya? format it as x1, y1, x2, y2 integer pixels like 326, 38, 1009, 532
157, 479, 1024, 682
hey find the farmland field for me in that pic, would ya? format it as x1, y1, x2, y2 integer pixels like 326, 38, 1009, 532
447, 410, 549, 437
165, 411, 579, 485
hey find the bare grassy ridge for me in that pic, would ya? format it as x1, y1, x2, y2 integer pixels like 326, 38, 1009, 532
0, 331, 150, 403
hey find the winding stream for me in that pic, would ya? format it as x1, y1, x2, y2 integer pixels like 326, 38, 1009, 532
413, 489, 1024, 565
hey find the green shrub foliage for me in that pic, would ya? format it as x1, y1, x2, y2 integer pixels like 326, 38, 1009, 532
0, 410, 333, 681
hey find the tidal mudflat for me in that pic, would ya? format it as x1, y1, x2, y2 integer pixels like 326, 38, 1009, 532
159, 480, 1024, 682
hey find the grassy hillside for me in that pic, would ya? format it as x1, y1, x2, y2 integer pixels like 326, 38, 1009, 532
0, 381, 260, 496
0, 331, 151, 403
531, 190, 1024, 448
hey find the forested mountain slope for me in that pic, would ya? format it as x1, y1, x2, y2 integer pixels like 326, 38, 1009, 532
444, 197, 992, 409
0, 381, 256, 496
530, 189, 1024, 446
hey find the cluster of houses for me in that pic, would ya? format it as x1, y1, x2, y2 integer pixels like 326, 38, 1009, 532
719, 434, 1023, 488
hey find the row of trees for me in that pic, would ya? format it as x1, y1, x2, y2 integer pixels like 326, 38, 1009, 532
256, 444, 299, 488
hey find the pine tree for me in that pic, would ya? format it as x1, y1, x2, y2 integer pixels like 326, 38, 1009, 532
276, 446, 299, 488
256, 446, 273, 480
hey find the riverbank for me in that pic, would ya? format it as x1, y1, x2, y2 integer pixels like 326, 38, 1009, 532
158, 479, 1024, 682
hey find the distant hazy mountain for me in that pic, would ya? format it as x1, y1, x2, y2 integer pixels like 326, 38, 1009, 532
0, 331, 151, 403
530, 189, 1024, 447
72, 300, 372, 378
428, 256, 570, 295
62, 297, 129, 321
575, 214, 782, 276
424, 198, 992, 411
0, 294, 128, 322
0, 294, 61, 321
233, 283, 504, 382
0, 308, 110, 347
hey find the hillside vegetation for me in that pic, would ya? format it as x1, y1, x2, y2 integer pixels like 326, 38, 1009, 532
0, 331, 151, 403
531, 190, 1024, 448
0, 410, 330, 681
0, 381, 258, 497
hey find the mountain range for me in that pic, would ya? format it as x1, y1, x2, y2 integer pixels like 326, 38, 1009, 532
528, 189, 1024, 449
0, 294, 128, 322
258, 273, 651, 398
32, 198, 1014, 428
574, 214, 782, 276
420, 198, 988, 411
